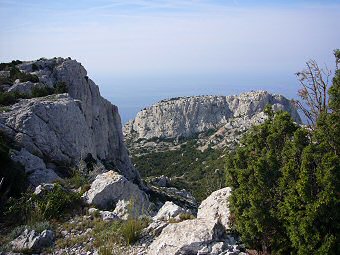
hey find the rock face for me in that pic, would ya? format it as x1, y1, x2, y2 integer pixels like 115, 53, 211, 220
0, 58, 140, 184
146, 187, 240, 255
10, 148, 61, 187
124, 91, 301, 152
10, 229, 54, 252
83, 171, 149, 217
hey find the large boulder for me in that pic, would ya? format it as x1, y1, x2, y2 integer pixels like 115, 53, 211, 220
83, 171, 149, 217
197, 187, 231, 229
146, 187, 242, 255
10, 148, 61, 187
10, 229, 54, 253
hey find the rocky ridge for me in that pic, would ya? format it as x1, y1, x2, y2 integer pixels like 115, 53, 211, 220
124, 91, 301, 153
0, 58, 140, 186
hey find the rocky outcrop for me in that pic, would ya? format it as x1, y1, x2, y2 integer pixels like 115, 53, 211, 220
146, 187, 244, 255
83, 171, 149, 217
124, 91, 301, 152
10, 229, 54, 253
0, 58, 140, 185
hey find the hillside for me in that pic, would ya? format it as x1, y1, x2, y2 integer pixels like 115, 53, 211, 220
124, 91, 301, 201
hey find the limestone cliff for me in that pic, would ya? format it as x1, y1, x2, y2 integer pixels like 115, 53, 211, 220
124, 91, 301, 152
0, 58, 140, 185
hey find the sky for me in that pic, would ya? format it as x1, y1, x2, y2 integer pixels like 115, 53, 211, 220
1, 0, 340, 122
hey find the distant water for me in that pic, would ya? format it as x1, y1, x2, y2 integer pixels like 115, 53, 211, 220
94, 73, 301, 124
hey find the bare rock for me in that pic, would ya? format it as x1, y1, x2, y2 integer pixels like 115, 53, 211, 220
197, 187, 232, 229
153, 201, 189, 221
7, 81, 42, 95
10, 229, 54, 253
0, 58, 140, 185
124, 91, 301, 152
83, 171, 149, 217
10, 148, 61, 187
146, 187, 240, 255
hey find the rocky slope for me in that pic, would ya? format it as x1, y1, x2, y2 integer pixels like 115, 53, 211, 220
124, 91, 301, 153
0, 58, 140, 185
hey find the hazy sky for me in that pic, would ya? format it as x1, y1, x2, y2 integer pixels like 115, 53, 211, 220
1, 0, 340, 122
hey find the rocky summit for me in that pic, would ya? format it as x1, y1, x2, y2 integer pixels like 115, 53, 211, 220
124, 91, 301, 153
0, 58, 140, 186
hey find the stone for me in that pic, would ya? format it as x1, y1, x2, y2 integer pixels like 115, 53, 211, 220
150, 175, 169, 187
10, 148, 61, 187
146, 218, 225, 255
10, 229, 54, 252
153, 201, 189, 221
100, 211, 119, 221
7, 81, 42, 95
34, 183, 56, 195
146, 187, 239, 255
83, 171, 149, 216
197, 187, 232, 229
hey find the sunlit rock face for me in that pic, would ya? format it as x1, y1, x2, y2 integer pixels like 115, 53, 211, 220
124, 91, 301, 152
0, 58, 141, 185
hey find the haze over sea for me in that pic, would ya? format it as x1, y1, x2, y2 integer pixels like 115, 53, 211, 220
1, 0, 340, 122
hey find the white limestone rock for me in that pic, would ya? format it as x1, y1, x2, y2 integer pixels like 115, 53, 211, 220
124, 91, 301, 152
153, 201, 189, 221
7, 81, 42, 95
0, 58, 140, 184
197, 187, 232, 229
10, 229, 54, 252
146, 187, 239, 255
83, 171, 149, 217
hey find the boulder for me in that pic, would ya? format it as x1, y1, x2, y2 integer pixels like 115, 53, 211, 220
150, 175, 170, 187
10, 229, 54, 252
10, 148, 61, 187
197, 187, 232, 229
83, 171, 149, 217
146, 187, 240, 255
153, 201, 189, 221
147, 218, 226, 255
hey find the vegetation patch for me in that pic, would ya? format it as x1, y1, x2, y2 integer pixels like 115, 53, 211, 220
133, 140, 225, 201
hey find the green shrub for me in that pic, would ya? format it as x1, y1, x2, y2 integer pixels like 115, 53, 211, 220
133, 142, 225, 201
0, 132, 27, 202
120, 218, 148, 245
31, 86, 54, 98
179, 213, 195, 221
54, 81, 68, 94
31, 63, 39, 72
0, 91, 29, 106
9, 66, 39, 83
4, 184, 83, 224
93, 217, 149, 252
